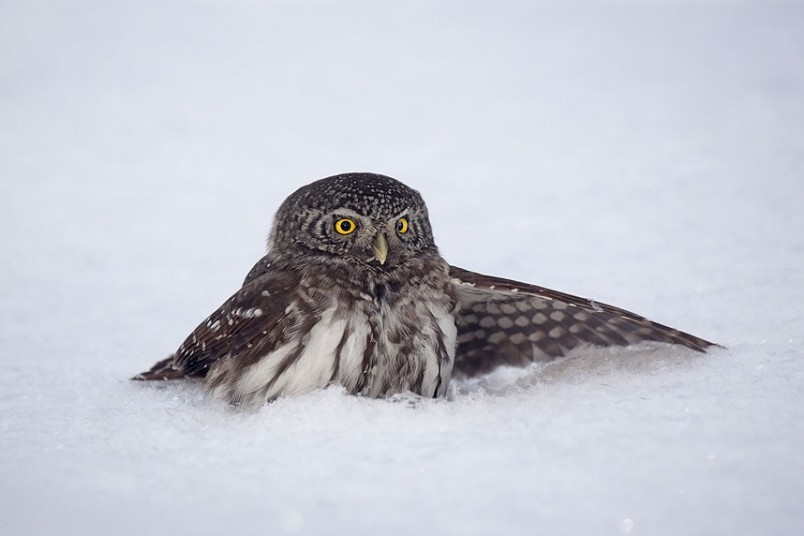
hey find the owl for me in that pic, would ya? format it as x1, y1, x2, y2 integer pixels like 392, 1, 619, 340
134, 172, 715, 405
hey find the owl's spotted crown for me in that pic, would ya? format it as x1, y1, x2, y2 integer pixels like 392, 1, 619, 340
281, 172, 424, 217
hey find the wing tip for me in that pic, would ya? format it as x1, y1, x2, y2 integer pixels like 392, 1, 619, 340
131, 355, 186, 381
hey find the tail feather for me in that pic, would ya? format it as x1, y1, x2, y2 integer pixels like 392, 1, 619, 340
131, 355, 186, 381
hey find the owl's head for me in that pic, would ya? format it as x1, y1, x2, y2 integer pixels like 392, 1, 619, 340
268, 173, 438, 270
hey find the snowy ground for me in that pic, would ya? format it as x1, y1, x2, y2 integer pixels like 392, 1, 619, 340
2, 1, 803, 535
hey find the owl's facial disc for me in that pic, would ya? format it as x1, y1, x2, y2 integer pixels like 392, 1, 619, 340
333, 215, 394, 266
269, 173, 438, 268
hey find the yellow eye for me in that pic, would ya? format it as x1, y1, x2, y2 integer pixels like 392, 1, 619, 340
334, 218, 357, 235
397, 217, 409, 234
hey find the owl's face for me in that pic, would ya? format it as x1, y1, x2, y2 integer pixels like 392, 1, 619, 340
268, 173, 438, 270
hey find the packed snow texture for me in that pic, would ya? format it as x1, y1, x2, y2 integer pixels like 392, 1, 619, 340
2, 1, 803, 535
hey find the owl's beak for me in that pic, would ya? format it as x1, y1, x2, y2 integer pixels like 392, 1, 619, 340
372, 233, 388, 265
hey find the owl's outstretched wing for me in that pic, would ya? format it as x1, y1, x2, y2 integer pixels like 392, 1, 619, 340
448, 266, 717, 377
133, 257, 299, 381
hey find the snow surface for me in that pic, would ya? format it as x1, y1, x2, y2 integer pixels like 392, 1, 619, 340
2, 1, 803, 535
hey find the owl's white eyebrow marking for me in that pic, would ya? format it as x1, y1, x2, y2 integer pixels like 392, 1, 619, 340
326, 208, 363, 218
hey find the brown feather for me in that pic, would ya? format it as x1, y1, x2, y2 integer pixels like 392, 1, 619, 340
132, 257, 300, 381
448, 266, 718, 377
133, 173, 719, 404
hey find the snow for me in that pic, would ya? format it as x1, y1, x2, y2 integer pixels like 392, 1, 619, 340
1, 1, 803, 535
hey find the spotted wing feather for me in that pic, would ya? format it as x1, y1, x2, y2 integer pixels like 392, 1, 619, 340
133, 258, 299, 381
242, 254, 275, 286
449, 266, 717, 377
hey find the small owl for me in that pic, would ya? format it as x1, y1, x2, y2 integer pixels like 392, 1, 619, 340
134, 172, 715, 405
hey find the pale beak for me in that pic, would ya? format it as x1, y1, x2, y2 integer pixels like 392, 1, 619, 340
372, 233, 388, 265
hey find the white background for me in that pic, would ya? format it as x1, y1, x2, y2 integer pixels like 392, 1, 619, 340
1, 1, 802, 535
